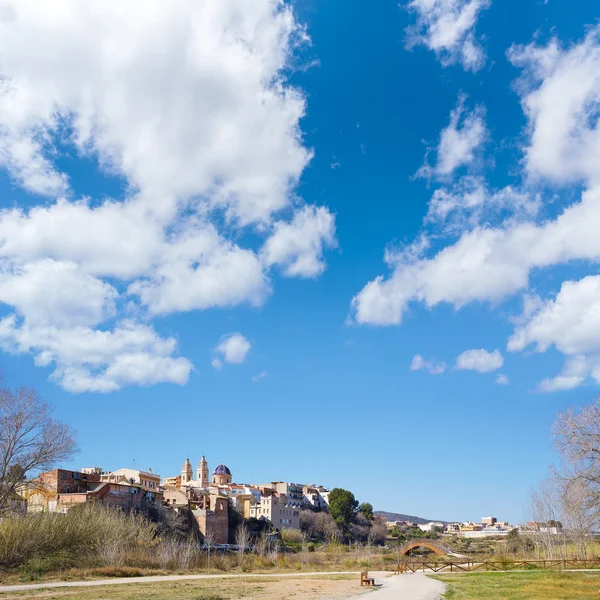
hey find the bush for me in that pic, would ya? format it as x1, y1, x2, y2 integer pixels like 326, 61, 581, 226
0, 503, 156, 569
280, 528, 304, 544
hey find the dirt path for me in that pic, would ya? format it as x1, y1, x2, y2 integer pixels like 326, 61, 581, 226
346, 572, 445, 600
0, 571, 360, 593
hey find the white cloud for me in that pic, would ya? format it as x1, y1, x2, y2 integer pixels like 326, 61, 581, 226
215, 333, 251, 365
0, 0, 312, 224
406, 0, 490, 71
410, 354, 446, 375
252, 371, 268, 382
424, 177, 539, 231
352, 185, 600, 326
261, 205, 337, 278
0, 317, 192, 393
495, 373, 509, 385
129, 222, 269, 315
456, 348, 503, 372
538, 356, 590, 393
508, 276, 600, 356
508, 26, 600, 185
419, 95, 487, 179
0, 259, 117, 328
508, 276, 600, 391
211, 358, 223, 370
0, 199, 164, 279
353, 26, 600, 332
0, 1, 336, 390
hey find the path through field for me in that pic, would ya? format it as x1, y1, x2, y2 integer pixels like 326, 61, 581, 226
347, 572, 446, 600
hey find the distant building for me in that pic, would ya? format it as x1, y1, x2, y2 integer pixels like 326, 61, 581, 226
212, 464, 233, 486
248, 493, 300, 530
162, 475, 181, 487
418, 522, 444, 532
101, 468, 160, 492
264, 482, 304, 507
302, 485, 329, 509
169, 457, 232, 490
197, 456, 210, 488
481, 516, 497, 526
24, 468, 161, 513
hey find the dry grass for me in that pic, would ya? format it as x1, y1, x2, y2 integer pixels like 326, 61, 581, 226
0, 574, 365, 600
436, 571, 600, 599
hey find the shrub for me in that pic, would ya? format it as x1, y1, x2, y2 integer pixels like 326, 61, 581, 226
0, 503, 156, 569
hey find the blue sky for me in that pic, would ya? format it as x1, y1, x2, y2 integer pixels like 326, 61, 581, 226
1, 0, 600, 524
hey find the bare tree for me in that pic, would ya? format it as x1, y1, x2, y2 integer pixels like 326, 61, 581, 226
553, 400, 600, 521
235, 524, 251, 567
530, 478, 563, 560
561, 478, 596, 560
0, 385, 77, 516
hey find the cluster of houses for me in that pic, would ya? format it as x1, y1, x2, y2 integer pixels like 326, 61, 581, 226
387, 516, 517, 538
22, 456, 330, 544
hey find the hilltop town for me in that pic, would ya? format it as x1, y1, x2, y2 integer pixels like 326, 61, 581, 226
22, 456, 331, 545
20, 455, 530, 547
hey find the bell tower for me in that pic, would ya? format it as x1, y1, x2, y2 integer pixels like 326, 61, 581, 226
181, 458, 193, 484
197, 455, 209, 488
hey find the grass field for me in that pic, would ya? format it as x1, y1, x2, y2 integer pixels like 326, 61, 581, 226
0, 574, 364, 600
436, 571, 600, 599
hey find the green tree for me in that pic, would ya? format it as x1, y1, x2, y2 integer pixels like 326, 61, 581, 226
358, 502, 374, 521
328, 488, 358, 531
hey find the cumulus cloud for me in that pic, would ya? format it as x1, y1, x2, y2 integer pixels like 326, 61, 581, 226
406, 0, 490, 71
418, 95, 487, 179
352, 175, 600, 327
0, 317, 192, 393
410, 354, 446, 375
0, 1, 335, 391
509, 276, 600, 391
261, 206, 337, 278
215, 333, 251, 365
424, 177, 539, 231
495, 374, 509, 385
353, 25, 600, 337
508, 26, 600, 185
456, 348, 503, 372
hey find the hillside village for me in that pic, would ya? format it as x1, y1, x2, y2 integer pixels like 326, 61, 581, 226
20, 455, 528, 547
23, 456, 330, 544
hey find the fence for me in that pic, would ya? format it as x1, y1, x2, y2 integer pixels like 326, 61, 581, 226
395, 558, 600, 574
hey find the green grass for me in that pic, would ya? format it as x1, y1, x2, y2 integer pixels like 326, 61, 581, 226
435, 571, 600, 599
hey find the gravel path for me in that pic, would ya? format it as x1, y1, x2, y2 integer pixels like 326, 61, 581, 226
346, 572, 445, 600
0, 571, 359, 593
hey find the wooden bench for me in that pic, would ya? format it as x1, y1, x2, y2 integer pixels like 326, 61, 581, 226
360, 571, 375, 586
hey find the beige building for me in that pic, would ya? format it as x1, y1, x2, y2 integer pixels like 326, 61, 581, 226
101, 468, 160, 492
248, 493, 300, 530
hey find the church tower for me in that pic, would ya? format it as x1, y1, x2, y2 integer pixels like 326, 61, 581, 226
197, 455, 209, 488
181, 458, 193, 484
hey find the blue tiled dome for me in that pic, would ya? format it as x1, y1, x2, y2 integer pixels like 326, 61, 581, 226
213, 464, 231, 476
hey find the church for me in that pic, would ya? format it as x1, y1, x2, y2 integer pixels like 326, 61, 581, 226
179, 456, 233, 488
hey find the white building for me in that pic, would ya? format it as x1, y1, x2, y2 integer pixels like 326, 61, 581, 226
303, 485, 329, 509
418, 522, 444, 532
